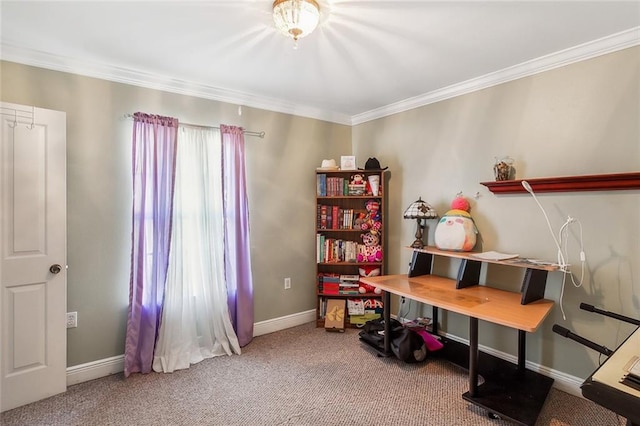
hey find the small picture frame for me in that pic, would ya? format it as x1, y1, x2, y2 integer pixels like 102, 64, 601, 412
341, 155, 356, 170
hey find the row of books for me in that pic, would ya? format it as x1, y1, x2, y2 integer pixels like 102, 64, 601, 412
317, 273, 361, 295
317, 235, 378, 263
317, 173, 383, 197
317, 175, 349, 197
317, 175, 377, 197
317, 204, 359, 230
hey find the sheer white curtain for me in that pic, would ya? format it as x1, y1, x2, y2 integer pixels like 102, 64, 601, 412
152, 125, 241, 373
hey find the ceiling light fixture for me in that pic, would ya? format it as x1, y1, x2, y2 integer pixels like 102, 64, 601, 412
273, 0, 320, 48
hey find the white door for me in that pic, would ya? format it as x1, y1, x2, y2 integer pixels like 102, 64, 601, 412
0, 102, 67, 412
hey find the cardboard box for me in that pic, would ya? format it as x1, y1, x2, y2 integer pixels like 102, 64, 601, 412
324, 299, 346, 332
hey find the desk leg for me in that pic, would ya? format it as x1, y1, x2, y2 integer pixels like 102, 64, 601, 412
384, 291, 391, 355
469, 317, 479, 397
461, 321, 553, 425
432, 306, 439, 335
518, 330, 526, 371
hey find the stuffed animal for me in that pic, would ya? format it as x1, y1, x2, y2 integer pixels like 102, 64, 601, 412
434, 195, 478, 252
354, 212, 366, 230
357, 232, 383, 263
351, 173, 365, 185
360, 200, 382, 233
365, 199, 381, 222
358, 265, 382, 294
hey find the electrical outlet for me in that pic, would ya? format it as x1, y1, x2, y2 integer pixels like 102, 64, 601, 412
284, 277, 291, 289
66, 312, 78, 328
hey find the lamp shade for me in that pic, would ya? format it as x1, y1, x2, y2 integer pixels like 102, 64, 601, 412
403, 197, 437, 219
273, 0, 320, 41
404, 197, 437, 249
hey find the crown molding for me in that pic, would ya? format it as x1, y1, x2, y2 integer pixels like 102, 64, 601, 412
0, 43, 352, 126
351, 26, 640, 125
2, 26, 638, 127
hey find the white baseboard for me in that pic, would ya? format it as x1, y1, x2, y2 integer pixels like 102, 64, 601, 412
252, 309, 316, 337
66, 310, 316, 385
441, 332, 584, 398
66, 354, 124, 386
66, 310, 583, 398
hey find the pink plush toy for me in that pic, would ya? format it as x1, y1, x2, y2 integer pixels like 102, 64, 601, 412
357, 232, 383, 263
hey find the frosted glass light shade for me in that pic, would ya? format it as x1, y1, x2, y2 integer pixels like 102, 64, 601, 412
273, 0, 320, 41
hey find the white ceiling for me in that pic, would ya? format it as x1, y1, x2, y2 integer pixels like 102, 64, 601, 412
1, 1, 639, 125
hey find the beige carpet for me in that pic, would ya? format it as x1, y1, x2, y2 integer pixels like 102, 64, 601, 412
1, 322, 626, 426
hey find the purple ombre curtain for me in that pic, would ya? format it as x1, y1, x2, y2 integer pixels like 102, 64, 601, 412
124, 113, 178, 377
221, 124, 254, 347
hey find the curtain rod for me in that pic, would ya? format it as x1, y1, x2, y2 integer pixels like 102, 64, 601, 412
123, 114, 265, 138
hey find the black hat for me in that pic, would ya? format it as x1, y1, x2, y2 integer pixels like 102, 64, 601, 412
360, 157, 388, 170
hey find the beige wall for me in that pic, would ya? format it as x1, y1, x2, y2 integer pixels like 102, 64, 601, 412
353, 46, 640, 379
2, 45, 638, 380
1, 61, 351, 366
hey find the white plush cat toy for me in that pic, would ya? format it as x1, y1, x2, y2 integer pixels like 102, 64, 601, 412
434, 195, 478, 252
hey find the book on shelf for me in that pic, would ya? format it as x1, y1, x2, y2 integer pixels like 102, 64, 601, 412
318, 205, 329, 229
347, 298, 365, 315
318, 273, 340, 293
340, 274, 360, 282
321, 273, 340, 282
470, 251, 519, 261
316, 234, 326, 262
341, 208, 354, 229
323, 177, 347, 196
316, 174, 326, 197
316, 205, 360, 231
317, 237, 359, 263
323, 283, 339, 294
339, 278, 360, 295
316, 204, 356, 229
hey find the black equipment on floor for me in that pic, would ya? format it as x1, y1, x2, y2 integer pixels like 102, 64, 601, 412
553, 303, 640, 426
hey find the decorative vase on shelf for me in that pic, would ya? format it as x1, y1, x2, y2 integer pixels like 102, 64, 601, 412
493, 156, 515, 181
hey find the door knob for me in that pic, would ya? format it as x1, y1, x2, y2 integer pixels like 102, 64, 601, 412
49, 264, 62, 274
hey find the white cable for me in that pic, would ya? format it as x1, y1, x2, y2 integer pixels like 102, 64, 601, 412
522, 182, 586, 320
522, 181, 567, 270
558, 268, 568, 320
560, 218, 586, 287
555, 217, 586, 320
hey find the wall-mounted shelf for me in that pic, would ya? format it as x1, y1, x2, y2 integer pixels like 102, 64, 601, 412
480, 172, 640, 194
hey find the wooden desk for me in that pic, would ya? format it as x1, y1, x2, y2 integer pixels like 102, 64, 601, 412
365, 274, 554, 332
412, 246, 559, 305
361, 250, 556, 426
